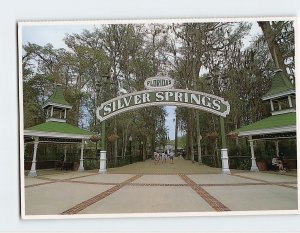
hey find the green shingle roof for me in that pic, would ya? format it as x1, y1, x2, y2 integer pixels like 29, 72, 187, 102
237, 112, 296, 133
26, 121, 92, 135
45, 84, 71, 107
262, 70, 294, 100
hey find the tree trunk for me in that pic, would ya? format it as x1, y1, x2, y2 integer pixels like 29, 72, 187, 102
113, 117, 118, 164
143, 139, 147, 161
74, 73, 82, 126
151, 125, 156, 156
186, 113, 190, 160
190, 110, 194, 163
258, 21, 288, 76
234, 118, 241, 156
121, 130, 125, 159
196, 111, 202, 164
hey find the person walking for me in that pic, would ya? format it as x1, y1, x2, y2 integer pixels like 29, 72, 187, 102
161, 151, 167, 164
169, 150, 174, 164
154, 151, 160, 165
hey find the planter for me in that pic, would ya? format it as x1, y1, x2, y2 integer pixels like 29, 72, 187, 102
72, 162, 80, 171
108, 134, 119, 142
256, 161, 267, 171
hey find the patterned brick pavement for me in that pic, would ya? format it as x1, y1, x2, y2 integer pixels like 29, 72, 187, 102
60, 174, 142, 215
231, 174, 297, 190
129, 183, 188, 186
25, 173, 100, 188
25, 180, 57, 188
179, 174, 231, 211
24, 162, 297, 215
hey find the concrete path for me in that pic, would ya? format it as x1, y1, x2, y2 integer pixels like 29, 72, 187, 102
24, 158, 298, 216
107, 157, 223, 174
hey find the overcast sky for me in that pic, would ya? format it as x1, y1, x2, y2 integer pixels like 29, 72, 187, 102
21, 21, 262, 140
22, 24, 95, 50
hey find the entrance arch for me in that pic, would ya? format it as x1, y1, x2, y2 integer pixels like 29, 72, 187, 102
96, 89, 230, 122
96, 77, 231, 175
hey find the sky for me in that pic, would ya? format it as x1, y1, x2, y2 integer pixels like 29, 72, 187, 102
22, 24, 96, 50
22, 21, 262, 140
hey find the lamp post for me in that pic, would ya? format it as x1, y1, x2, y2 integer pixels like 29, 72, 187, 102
97, 74, 111, 174
206, 73, 230, 174
129, 136, 132, 164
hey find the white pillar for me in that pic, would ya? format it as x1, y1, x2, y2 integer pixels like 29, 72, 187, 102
288, 96, 293, 108
28, 137, 39, 177
51, 106, 54, 117
78, 140, 84, 171
221, 149, 231, 174
64, 109, 67, 119
249, 138, 259, 172
64, 145, 67, 162
278, 102, 282, 110
99, 151, 107, 173
270, 100, 274, 111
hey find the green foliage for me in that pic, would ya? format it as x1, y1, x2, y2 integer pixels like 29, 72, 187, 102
83, 158, 99, 170
22, 21, 295, 166
169, 135, 186, 148
229, 157, 251, 170
280, 139, 297, 158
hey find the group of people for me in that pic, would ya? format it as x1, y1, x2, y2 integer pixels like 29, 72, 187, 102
271, 154, 287, 172
154, 150, 174, 164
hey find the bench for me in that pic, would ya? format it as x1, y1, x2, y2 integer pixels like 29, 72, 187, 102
266, 159, 294, 172
266, 161, 278, 171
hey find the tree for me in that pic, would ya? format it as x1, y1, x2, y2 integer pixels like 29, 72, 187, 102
22, 20, 295, 167
258, 21, 295, 83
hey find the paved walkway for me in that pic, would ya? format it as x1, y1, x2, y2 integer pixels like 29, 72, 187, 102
24, 158, 298, 216
108, 157, 223, 174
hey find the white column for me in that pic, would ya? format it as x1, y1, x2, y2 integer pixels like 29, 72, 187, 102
288, 96, 293, 108
221, 149, 231, 174
99, 151, 107, 174
28, 137, 39, 177
64, 145, 67, 162
270, 100, 274, 111
50, 106, 54, 117
249, 137, 259, 172
78, 140, 85, 171
278, 102, 282, 110
64, 109, 67, 119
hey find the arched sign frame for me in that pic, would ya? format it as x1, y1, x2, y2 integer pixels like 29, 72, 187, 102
96, 89, 230, 122
97, 77, 231, 175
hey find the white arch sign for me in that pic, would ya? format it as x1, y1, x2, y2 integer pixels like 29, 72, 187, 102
96, 89, 230, 122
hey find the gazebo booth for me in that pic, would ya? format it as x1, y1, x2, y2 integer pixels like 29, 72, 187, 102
24, 84, 92, 176
236, 70, 296, 171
